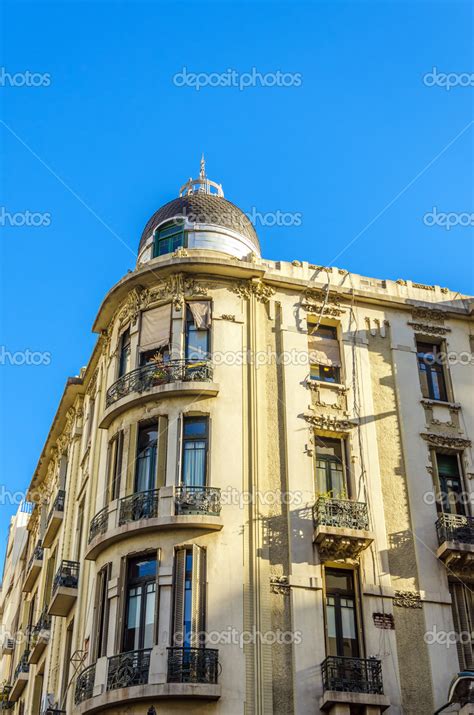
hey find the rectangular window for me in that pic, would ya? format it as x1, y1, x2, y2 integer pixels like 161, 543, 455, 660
95, 565, 110, 659
135, 423, 158, 493
74, 500, 85, 562
181, 417, 208, 488
315, 437, 347, 498
123, 555, 157, 652
436, 453, 465, 516
86, 397, 95, 444
60, 620, 74, 704
172, 545, 206, 648
308, 322, 341, 384
325, 568, 359, 658
139, 304, 172, 362
118, 327, 131, 378
153, 221, 185, 257
185, 303, 211, 361
107, 431, 124, 502
449, 581, 474, 670
416, 341, 448, 401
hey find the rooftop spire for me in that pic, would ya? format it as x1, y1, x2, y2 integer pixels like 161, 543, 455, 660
179, 157, 224, 198
200, 153, 206, 180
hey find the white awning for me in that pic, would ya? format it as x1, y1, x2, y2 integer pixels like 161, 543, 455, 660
140, 304, 171, 350
188, 301, 211, 330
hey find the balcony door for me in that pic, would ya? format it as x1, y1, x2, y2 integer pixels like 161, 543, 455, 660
123, 556, 157, 652
325, 568, 360, 658
436, 453, 465, 516
315, 438, 346, 499
172, 545, 205, 648
135, 424, 158, 493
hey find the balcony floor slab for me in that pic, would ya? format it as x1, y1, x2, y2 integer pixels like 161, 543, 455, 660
76, 682, 221, 714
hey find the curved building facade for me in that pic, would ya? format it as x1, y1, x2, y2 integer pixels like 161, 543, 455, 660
1, 166, 473, 715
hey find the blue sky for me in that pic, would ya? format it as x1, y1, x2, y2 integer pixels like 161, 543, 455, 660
0, 0, 473, 561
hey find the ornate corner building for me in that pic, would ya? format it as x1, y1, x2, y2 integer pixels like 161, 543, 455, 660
1, 164, 473, 715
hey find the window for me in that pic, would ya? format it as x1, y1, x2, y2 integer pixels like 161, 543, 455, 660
74, 500, 85, 561
416, 341, 447, 401
135, 424, 158, 492
60, 620, 74, 704
118, 328, 131, 378
139, 304, 171, 363
315, 437, 347, 498
94, 565, 110, 659
449, 581, 474, 670
172, 545, 206, 647
181, 417, 208, 487
325, 568, 359, 657
153, 220, 185, 257
86, 397, 95, 444
436, 453, 465, 516
185, 303, 211, 361
308, 323, 341, 383
123, 556, 157, 652
107, 432, 124, 502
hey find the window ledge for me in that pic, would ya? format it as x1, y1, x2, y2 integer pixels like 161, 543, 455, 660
420, 398, 460, 410
307, 380, 348, 392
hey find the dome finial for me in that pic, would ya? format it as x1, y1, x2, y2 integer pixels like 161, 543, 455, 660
179, 158, 224, 198
200, 153, 206, 180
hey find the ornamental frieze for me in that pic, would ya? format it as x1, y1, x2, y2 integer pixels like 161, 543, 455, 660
420, 433, 472, 450
407, 321, 451, 336
410, 306, 447, 323
393, 590, 422, 608
304, 412, 356, 432
300, 288, 346, 317
270, 576, 290, 595
232, 279, 275, 303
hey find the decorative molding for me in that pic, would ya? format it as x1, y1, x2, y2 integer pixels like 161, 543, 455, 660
306, 381, 348, 412
220, 314, 236, 322
421, 399, 460, 411
373, 613, 395, 629
365, 318, 390, 338
304, 412, 356, 432
420, 433, 471, 450
232, 279, 275, 303
172, 246, 189, 258
393, 590, 422, 609
300, 288, 346, 317
396, 279, 407, 286
270, 576, 290, 595
411, 307, 447, 323
412, 282, 435, 292
407, 321, 451, 336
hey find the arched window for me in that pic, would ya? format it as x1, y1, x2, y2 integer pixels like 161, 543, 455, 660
152, 220, 185, 257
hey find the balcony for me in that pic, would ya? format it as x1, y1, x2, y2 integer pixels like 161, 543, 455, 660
28, 609, 51, 664
48, 560, 79, 617
73, 646, 221, 713
42, 490, 65, 548
23, 542, 44, 592
320, 656, 390, 712
436, 513, 474, 581
0, 684, 13, 710
100, 360, 218, 428
85, 486, 222, 561
313, 498, 374, 561
10, 652, 29, 701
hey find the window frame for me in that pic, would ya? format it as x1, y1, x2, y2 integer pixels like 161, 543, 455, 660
314, 436, 349, 499
122, 554, 158, 653
184, 303, 211, 362
134, 422, 159, 493
307, 320, 342, 384
433, 450, 468, 516
416, 339, 449, 402
323, 566, 363, 659
118, 326, 132, 378
152, 220, 186, 258
181, 416, 209, 488
107, 431, 124, 503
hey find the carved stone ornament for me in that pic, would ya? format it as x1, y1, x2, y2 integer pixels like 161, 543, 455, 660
220, 314, 236, 322
300, 287, 346, 317
307, 382, 348, 412
420, 433, 471, 450
407, 322, 451, 336
270, 576, 290, 595
411, 306, 447, 323
393, 590, 422, 608
304, 412, 356, 432
232, 279, 275, 303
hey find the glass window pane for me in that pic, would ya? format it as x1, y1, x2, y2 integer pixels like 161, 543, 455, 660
143, 583, 156, 649
182, 441, 206, 487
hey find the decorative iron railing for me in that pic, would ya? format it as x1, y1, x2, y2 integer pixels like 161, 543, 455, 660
74, 663, 96, 705
118, 489, 159, 526
106, 649, 151, 691
321, 656, 383, 694
106, 359, 213, 407
88, 505, 109, 543
167, 647, 220, 684
30, 609, 51, 643
313, 497, 370, 531
47, 490, 65, 523
0, 684, 13, 710
436, 512, 474, 546
175, 486, 221, 516
13, 651, 30, 682
52, 560, 79, 593
27, 542, 44, 572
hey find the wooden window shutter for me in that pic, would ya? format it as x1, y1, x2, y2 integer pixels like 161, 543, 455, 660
176, 415, 183, 485
115, 430, 124, 499
173, 548, 186, 646
156, 417, 168, 488
191, 544, 206, 647
115, 557, 128, 654
450, 582, 474, 670
126, 423, 138, 496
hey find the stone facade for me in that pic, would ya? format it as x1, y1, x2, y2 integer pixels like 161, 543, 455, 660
0, 172, 473, 715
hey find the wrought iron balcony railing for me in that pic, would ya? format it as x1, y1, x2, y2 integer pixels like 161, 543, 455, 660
52, 560, 79, 593
313, 497, 370, 531
167, 647, 220, 684
30, 609, 51, 640
118, 489, 159, 526
106, 649, 151, 691
106, 359, 213, 407
47, 490, 65, 523
175, 486, 221, 516
436, 512, 474, 546
74, 663, 96, 705
0, 684, 13, 709
13, 652, 30, 682
27, 543, 44, 571
321, 655, 383, 695
88, 505, 109, 543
